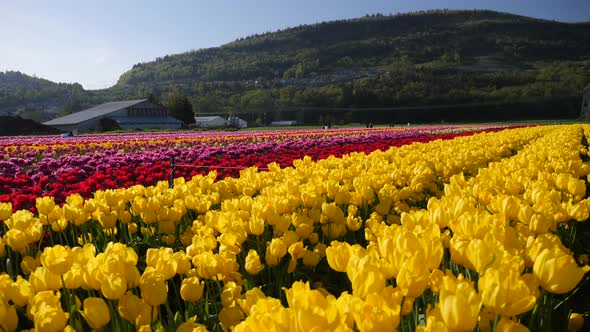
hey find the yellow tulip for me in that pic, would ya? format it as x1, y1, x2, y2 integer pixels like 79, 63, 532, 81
235, 297, 294, 331
309, 232, 319, 244
71, 244, 96, 265
27, 290, 60, 319
0, 302, 17, 332
118, 291, 158, 326
302, 250, 321, 267
221, 282, 242, 308
0, 202, 11, 221
10, 276, 32, 307
5, 229, 28, 253
326, 241, 351, 273
20, 254, 40, 274
97, 210, 118, 229
177, 316, 210, 332
81, 297, 111, 329
128, 222, 138, 234
351, 286, 402, 332
33, 306, 69, 332
347, 251, 385, 299
498, 195, 519, 220
47, 205, 63, 224
397, 254, 430, 298
529, 214, 556, 235
219, 306, 245, 331
181, 276, 205, 302
568, 312, 585, 332
567, 178, 586, 197
478, 265, 538, 316
494, 317, 529, 332
40, 245, 73, 275
36, 196, 56, 215
62, 265, 83, 289
321, 202, 346, 225
237, 287, 267, 315
465, 239, 495, 274
567, 202, 589, 222
284, 281, 347, 331
269, 238, 287, 260
534, 248, 590, 294
288, 241, 305, 260
245, 249, 264, 275
101, 273, 127, 300
29, 267, 63, 293
173, 252, 192, 275
555, 173, 571, 190
439, 274, 481, 332
139, 267, 168, 306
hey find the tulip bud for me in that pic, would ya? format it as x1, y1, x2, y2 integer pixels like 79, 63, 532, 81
81, 297, 111, 329
180, 277, 205, 302
0, 202, 12, 221
326, 241, 351, 272
568, 312, 585, 332
245, 249, 264, 275
36, 197, 56, 215
269, 238, 287, 259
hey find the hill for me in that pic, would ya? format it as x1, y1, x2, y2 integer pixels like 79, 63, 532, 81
3, 9, 590, 124
112, 9, 590, 121
0, 71, 89, 122
116, 10, 590, 86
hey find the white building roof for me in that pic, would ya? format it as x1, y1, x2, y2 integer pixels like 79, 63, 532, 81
44, 99, 147, 125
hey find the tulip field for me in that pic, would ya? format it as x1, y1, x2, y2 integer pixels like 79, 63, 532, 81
1, 124, 589, 331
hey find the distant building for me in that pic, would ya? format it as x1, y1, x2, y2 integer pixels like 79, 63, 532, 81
228, 116, 248, 129
43, 99, 183, 133
193, 116, 229, 128
269, 120, 298, 126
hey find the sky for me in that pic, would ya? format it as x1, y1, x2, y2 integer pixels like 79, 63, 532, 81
1, 0, 589, 90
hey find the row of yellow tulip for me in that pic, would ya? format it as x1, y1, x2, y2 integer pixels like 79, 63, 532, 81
235, 125, 590, 331
0, 125, 588, 331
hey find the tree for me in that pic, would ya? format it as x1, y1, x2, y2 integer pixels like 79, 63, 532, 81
163, 87, 195, 124
240, 90, 274, 111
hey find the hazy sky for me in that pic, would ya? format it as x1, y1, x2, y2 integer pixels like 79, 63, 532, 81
1, 0, 589, 90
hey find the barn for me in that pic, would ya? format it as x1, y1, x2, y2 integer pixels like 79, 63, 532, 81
193, 116, 229, 128
43, 99, 183, 133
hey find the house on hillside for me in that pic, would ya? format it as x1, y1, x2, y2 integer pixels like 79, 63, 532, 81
43, 99, 183, 133
193, 116, 229, 128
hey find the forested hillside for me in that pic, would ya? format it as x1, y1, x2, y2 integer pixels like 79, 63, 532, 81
2, 9, 590, 122
113, 10, 590, 119
0, 71, 88, 122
